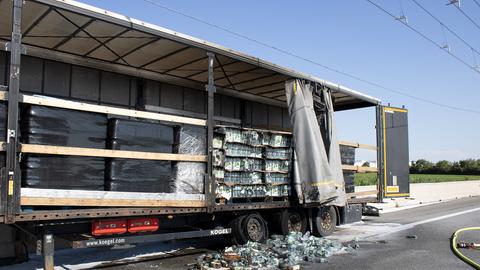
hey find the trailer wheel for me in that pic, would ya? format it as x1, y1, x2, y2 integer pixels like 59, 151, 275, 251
229, 215, 247, 245
273, 210, 307, 235
240, 213, 269, 243
313, 206, 337, 237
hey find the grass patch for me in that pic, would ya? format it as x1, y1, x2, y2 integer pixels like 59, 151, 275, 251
354, 173, 480, 186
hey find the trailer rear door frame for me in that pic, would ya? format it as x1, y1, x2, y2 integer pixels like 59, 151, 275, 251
377, 105, 410, 200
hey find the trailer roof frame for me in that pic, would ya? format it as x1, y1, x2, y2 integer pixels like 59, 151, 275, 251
0, 0, 381, 110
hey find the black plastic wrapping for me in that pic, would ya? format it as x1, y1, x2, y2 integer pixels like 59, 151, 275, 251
20, 105, 107, 190
21, 155, 105, 190
172, 126, 206, 194
343, 171, 355, 193
106, 119, 174, 193
106, 160, 172, 192
340, 145, 356, 193
108, 119, 174, 152
339, 145, 356, 166
21, 105, 107, 148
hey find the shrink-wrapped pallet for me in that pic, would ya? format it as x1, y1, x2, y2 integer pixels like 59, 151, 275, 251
106, 119, 174, 193
340, 145, 356, 193
172, 126, 206, 194
20, 105, 107, 190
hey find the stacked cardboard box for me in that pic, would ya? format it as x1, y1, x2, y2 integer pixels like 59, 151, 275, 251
213, 126, 292, 201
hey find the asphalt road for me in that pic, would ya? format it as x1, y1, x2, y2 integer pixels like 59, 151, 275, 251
106, 196, 480, 270
315, 196, 480, 270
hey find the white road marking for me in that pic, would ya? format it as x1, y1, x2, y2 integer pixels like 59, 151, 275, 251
402, 206, 480, 228
334, 206, 480, 242
368, 206, 480, 239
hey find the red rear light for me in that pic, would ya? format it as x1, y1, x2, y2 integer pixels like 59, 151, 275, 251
127, 218, 159, 233
92, 219, 127, 236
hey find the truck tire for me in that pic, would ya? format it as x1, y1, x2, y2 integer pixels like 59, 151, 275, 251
273, 210, 307, 235
313, 206, 337, 237
240, 213, 269, 243
229, 215, 247, 245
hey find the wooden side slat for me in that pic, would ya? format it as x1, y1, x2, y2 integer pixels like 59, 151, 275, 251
21, 144, 207, 162
18, 93, 206, 126
358, 143, 377, 151
339, 140, 359, 148
20, 188, 206, 207
218, 125, 292, 135
347, 190, 378, 198
339, 140, 377, 151
342, 164, 378, 173
347, 197, 378, 204
0, 90, 7, 100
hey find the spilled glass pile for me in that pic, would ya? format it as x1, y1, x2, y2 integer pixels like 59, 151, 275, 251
191, 232, 357, 270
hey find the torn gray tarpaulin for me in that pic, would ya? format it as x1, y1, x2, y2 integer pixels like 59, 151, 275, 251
285, 79, 346, 206
322, 85, 347, 206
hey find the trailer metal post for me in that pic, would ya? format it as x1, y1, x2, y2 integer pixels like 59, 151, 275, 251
42, 234, 55, 270
206, 52, 216, 212
376, 105, 384, 202
3, 0, 23, 224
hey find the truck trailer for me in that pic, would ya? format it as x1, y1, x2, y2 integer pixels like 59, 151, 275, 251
0, 0, 410, 269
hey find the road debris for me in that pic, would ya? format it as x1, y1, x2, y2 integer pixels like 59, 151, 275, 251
189, 232, 358, 269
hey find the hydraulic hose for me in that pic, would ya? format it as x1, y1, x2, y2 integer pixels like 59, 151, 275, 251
451, 227, 480, 269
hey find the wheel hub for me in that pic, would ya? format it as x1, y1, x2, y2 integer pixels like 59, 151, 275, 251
287, 213, 302, 232
321, 211, 333, 231
246, 218, 263, 242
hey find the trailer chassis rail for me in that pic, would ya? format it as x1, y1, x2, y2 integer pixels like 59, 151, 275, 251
0, 201, 293, 223
37, 228, 231, 270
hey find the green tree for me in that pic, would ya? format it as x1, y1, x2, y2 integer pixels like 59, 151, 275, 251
410, 159, 480, 175
410, 159, 434, 174
435, 160, 451, 174
459, 159, 479, 175
362, 161, 370, 167
451, 161, 462, 174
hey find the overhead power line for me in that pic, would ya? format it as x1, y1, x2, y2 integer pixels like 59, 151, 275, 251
451, 2, 480, 32
474, 0, 480, 9
411, 0, 480, 58
366, 0, 480, 75
140, 0, 480, 115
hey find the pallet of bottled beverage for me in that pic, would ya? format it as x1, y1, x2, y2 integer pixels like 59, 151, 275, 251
213, 126, 293, 203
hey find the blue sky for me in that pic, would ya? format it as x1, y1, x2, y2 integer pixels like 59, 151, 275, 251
80, 0, 480, 162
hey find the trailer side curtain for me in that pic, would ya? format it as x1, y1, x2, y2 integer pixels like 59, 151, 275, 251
323, 87, 346, 206
286, 79, 346, 205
